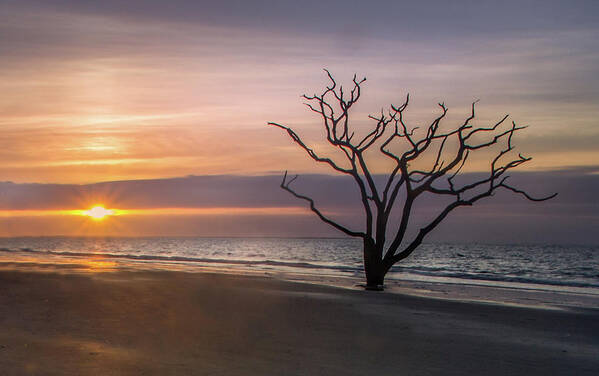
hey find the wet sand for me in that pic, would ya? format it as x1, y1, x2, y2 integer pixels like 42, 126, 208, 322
0, 267, 598, 375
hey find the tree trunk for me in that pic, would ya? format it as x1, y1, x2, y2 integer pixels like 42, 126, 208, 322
363, 240, 385, 290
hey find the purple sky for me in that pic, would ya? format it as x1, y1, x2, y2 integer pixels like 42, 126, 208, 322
0, 171, 597, 244
0, 1, 597, 242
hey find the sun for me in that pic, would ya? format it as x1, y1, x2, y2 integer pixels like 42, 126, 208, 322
82, 206, 115, 220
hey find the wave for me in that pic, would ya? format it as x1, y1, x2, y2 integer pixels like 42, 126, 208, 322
393, 266, 599, 289
0, 247, 361, 273
2, 247, 598, 290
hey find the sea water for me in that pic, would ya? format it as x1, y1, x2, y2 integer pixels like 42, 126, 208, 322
1, 237, 597, 294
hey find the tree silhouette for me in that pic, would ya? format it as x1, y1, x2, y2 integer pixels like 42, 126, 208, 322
269, 71, 556, 290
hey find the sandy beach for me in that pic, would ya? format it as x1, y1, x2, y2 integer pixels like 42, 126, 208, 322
0, 263, 598, 376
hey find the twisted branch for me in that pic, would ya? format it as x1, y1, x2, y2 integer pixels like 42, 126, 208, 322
268, 71, 556, 275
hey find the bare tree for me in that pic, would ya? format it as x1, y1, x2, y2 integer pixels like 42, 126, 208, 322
268, 71, 556, 290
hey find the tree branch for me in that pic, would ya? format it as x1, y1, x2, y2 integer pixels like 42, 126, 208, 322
280, 172, 366, 238
268, 71, 557, 286
268, 122, 353, 174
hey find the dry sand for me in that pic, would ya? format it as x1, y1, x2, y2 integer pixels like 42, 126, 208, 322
0, 267, 598, 375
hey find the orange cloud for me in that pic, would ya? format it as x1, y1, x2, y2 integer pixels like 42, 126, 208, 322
0, 206, 311, 218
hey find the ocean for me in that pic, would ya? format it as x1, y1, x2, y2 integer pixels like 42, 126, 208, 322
1, 237, 597, 295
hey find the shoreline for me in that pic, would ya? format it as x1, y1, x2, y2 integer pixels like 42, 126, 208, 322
2, 240, 597, 293
1, 252, 598, 311
0, 264, 598, 375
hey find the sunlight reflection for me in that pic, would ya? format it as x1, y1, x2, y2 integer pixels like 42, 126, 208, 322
84, 259, 117, 269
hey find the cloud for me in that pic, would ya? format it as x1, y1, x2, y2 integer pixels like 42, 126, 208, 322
8, 1, 599, 39
0, 170, 597, 243
0, 1, 598, 184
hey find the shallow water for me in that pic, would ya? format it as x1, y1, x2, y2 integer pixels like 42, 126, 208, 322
1, 237, 598, 294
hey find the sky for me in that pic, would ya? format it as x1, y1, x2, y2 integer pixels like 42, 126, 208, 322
0, 1, 598, 243
0, 171, 597, 244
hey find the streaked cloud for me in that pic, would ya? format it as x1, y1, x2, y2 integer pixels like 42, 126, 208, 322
1, 1, 598, 183
0, 1, 597, 241
0, 206, 311, 218
0, 172, 596, 244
